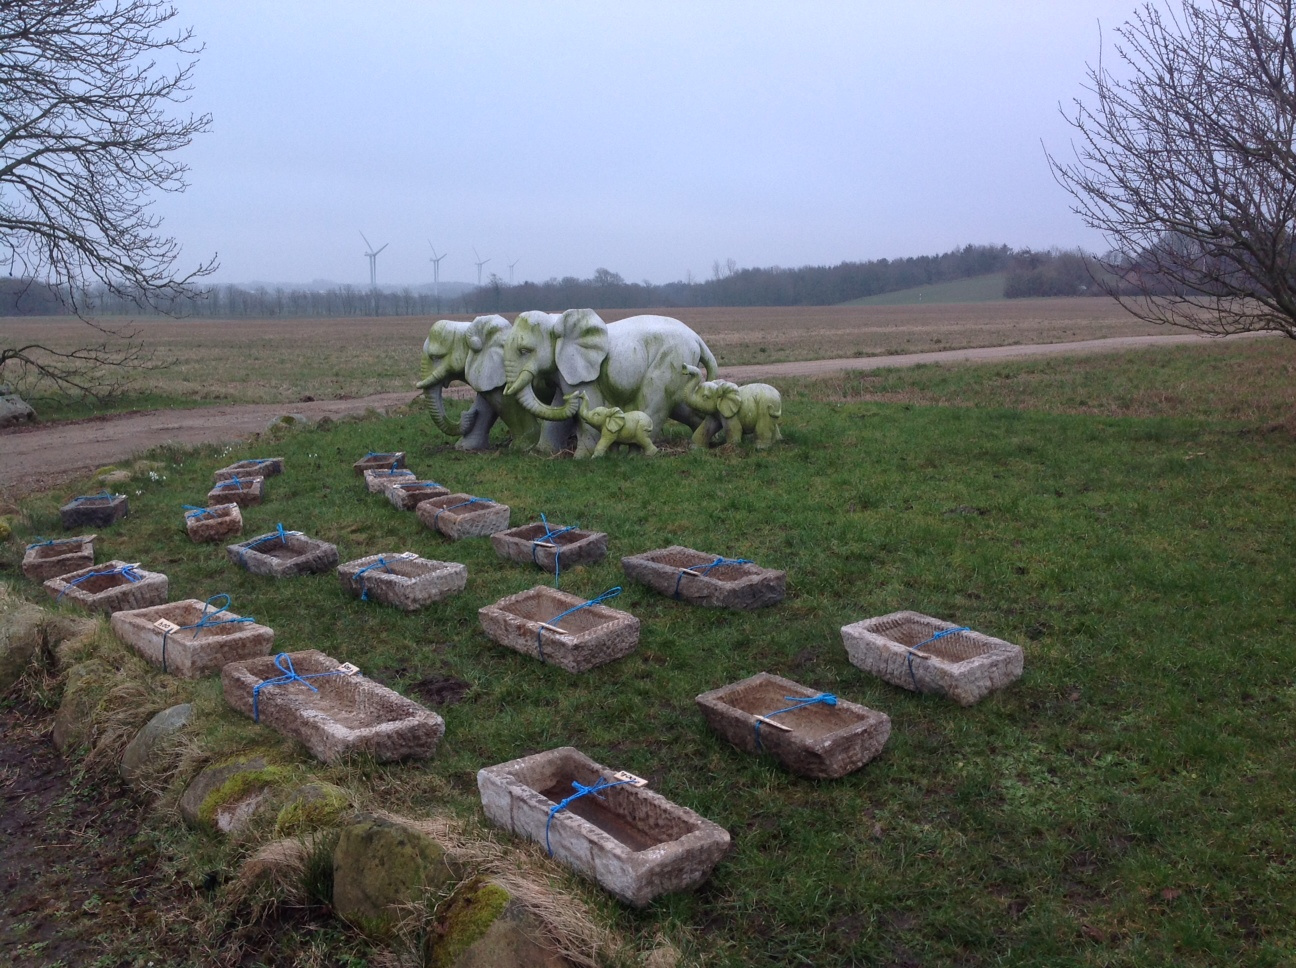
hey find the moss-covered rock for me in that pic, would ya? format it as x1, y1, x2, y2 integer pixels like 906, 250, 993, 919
0, 602, 46, 693
332, 814, 455, 938
51, 658, 111, 751
120, 703, 193, 790
274, 781, 354, 837
179, 755, 289, 833
428, 877, 567, 968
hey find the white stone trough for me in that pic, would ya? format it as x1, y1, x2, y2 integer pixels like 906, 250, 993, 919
22, 535, 96, 582
695, 672, 891, 779
206, 475, 264, 508
213, 457, 284, 481
416, 493, 510, 540
385, 480, 450, 511
222, 650, 445, 764
477, 586, 638, 673
620, 545, 785, 610
337, 553, 467, 611
490, 521, 609, 577
44, 560, 168, 615
477, 746, 730, 907
227, 528, 339, 577
110, 596, 273, 678
353, 451, 406, 475
363, 467, 417, 493
59, 492, 128, 530
840, 610, 1024, 706
184, 503, 243, 543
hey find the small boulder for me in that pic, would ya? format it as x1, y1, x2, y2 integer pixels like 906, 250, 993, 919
274, 781, 354, 837
332, 814, 455, 937
51, 659, 110, 752
179, 755, 288, 833
120, 703, 193, 789
0, 603, 46, 693
428, 877, 567, 968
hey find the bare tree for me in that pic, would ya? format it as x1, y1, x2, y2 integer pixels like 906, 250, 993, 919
1050, 0, 1296, 339
0, 0, 216, 397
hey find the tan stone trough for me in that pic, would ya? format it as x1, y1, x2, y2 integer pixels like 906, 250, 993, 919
44, 560, 168, 614
110, 596, 273, 678
21, 535, 95, 582
222, 650, 445, 764
490, 520, 609, 577
416, 493, 510, 540
384, 480, 451, 511
363, 467, 416, 493
840, 610, 1024, 706
352, 451, 406, 475
477, 746, 729, 907
227, 528, 339, 577
621, 545, 785, 610
477, 586, 638, 672
337, 553, 467, 611
59, 492, 127, 530
213, 457, 284, 481
184, 503, 243, 543
695, 672, 891, 779
206, 475, 264, 508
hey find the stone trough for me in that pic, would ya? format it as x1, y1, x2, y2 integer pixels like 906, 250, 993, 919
59, 493, 128, 530
353, 451, 406, 475
227, 529, 339, 578
213, 457, 284, 481
363, 467, 416, 493
206, 475, 264, 508
491, 522, 609, 576
621, 545, 785, 610
184, 503, 243, 543
21, 535, 96, 582
478, 586, 639, 672
695, 672, 891, 779
110, 598, 274, 678
222, 650, 444, 764
337, 553, 467, 611
416, 493, 510, 540
840, 610, 1024, 706
384, 480, 450, 511
477, 746, 729, 907
43, 560, 168, 614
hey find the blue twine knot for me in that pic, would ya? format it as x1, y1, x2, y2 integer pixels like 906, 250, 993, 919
531, 513, 578, 586
160, 593, 254, 673
251, 653, 345, 722
182, 504, 216, 519
70, 490, 114, 504
352, 556, 392, 601
432, 497, 488, 531
905, 627, 970, 692
754, 693, 837, 750
544, 776, 634, 856
673, 556, 752, 599
57, 564, 142, 600
213, 475, 247, 491
239, 524, 291, 564
536, 586, 621, 663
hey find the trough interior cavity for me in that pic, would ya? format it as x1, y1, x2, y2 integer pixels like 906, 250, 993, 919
31, 542, 85, 561
721, 680, 864, 741
507, 523, 588, 547
396, 484, 445, 498
500, 588, 612, 635
646, 549, 759, 582
72, 497, 113, 508
424, 495, 496, 515
870, 617, 992, 662
213, 481, 255, 494
69, 572, 134, 594
193, 505, 237, 521
243, 537, 312, 561
352, 557, 443, 580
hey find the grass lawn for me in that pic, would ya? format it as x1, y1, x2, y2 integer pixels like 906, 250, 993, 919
3, 339, 1294, 966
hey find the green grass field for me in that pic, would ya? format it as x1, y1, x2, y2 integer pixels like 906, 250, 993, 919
4, 338, 1294, 966
840, 272, 1008, 306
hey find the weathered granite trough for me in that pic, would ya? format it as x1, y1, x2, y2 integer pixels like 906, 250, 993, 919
184, 503, 243, 543
227, 528, 339, 577
491, 521, 608, 576
353, 451, 406, 475
59, 492, 128, 530
840, 610, 1024, 706
21, 535, 95, 582
363, 467, 416, 493
384, 480, 450, 511
337, 553, 467, 611
416, 493, 510, 540
222, 650, 444, 764
206, 475, 264, 508
478, 747, 729, 907
478, 586, 638, 672
621, 546, 785, 610
213, 457, 284, 482
44, 560, 168, 614
695, 672, 891, 779
110, 597, 273, 678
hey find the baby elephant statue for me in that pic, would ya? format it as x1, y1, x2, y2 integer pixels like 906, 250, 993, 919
576, 394, 658, 457
681, 364, 783, 448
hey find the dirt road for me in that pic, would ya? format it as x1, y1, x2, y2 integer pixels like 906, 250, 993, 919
0, 331, 1258, 500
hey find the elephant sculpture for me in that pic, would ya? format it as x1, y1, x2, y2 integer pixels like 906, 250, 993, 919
414, 315, 566, 451
681, 364, 783, 448
502, 308, 718, 458
576, 394, 658, 457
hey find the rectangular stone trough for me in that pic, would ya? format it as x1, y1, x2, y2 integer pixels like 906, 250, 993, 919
184, 503, 243, 543
110, 599, 274, 678
43, 560, 168, 615
352, 451, 406, 475
227, 530, 339, 577
695, 672, 891, 779
478, 746, 730, 907
59, 493, 128, 530
222, 649, 445, 764
213, 457, 284, 481
620, 545, 785, 610
363, 467, 417, 493
21, 535, 96, 582
840, 610, 1024, 706
491, 522, 609, 575
385, 480, 450, 511
478, 586, 639, 672
206, 475, 264, 508
337, 553, 468, 611
416, 493, 510, 540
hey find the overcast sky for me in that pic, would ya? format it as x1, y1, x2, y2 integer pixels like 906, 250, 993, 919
163, 1, 1141, 288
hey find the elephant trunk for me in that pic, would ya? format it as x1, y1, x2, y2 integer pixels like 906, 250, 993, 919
415, 359, 451, 391
513, 380, 582, 422
423, 382, 462, 437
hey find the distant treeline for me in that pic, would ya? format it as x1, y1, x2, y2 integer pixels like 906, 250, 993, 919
1, 245, 1110, 317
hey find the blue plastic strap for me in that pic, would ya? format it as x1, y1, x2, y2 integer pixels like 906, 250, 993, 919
182, 504, 216, 519
544, 777, 634, 856
26, 536, 78, 549
213, 475, 245, 490
160, 594, 254, 673
536, 587, 621, 664
251, 653, 345, 722
673, 556, 753, 599
56, 564, 142, 600
352, 557, 392, 601
906, 627, 971, 692
70, 490, 114, 504
530, 513, 577, 586
239, 524, 290, 563
432, 497, 487, 531
754, 693, 837, 750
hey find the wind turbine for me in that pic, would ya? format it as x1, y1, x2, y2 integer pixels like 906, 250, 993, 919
360, 232, 388, 290
508, 258, 520, 286
473, 247, 491, 287
428, 241, 447, 311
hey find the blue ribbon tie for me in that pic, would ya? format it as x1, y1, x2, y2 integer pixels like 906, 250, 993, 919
57, 564, 142, 600
352, 556, 392, 601
754, 693, 837, 750
535, 586, 621, 663
251, 653, 345, 722
160, 594, 255, 673
432, 497, 487, 531
673, 556, 752, 599
905, 627, 971, 692
531, 513, 578, 586
544, 776, 635, 856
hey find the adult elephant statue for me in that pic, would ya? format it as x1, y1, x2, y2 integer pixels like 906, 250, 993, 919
502, 308, 718, 458
414, 314, 559, 451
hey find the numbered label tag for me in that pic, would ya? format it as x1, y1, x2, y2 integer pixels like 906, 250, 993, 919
398, 551, 418, 560
336, 662, 360, 676
153, 618, 181, 634
612, 770, 648, 788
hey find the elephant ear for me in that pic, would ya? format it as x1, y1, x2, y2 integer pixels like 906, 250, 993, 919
555, 309, 609, 385
606, 411, 626, 435
717, 385, 741, 420
464, 315, 507, 391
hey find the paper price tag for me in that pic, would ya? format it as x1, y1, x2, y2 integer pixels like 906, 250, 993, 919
398, 551, 418, 560
611, 770, 648, 788
336, 662, 360, 676
153, 618, 181, 634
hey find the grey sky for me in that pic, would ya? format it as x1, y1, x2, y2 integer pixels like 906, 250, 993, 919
163, 1, 1139, 288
